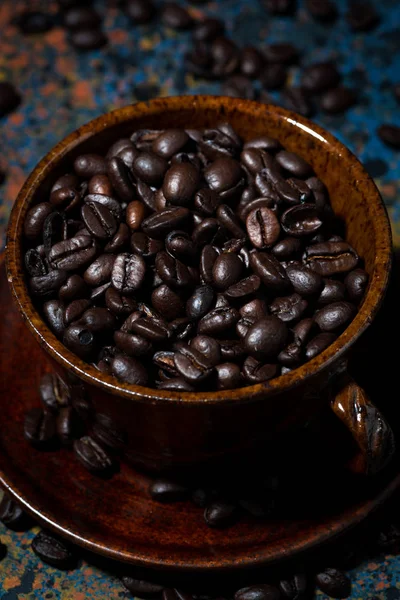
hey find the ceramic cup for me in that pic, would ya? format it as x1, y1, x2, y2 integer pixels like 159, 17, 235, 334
6, 96, 395, 474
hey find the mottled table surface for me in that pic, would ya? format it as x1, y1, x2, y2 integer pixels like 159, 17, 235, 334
1, 0, 400, 597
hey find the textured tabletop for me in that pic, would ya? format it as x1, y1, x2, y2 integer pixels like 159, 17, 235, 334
1, 0, 400, 598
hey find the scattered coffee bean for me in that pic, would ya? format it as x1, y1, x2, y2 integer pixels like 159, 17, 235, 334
70, 28, 107, 50
282, 87, 314, 118
279, 574, 308, 599
0, 494, 31, 530
121, 576, 164, 598
346, 1, 379, 32
0, 81, 21, 117
31, 530, 76, 569
320, 87, 356, 114
24, 408, 57, 448
162, 3, 193, 30
125, 0, 157, 24
234, 584, 281, 600
301, 62, 341, 94
263, 0, 296, 15
377, 124, 400, 149
305, 0, 337, 21
204, 500, 239, 528
315, 568, 351, 599
149, 480, 189, 502
73, 435, 114, 474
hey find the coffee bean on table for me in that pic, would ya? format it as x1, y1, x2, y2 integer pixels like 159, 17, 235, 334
121, 576, 164, 598
346, 1, 379, 32
234, 584, 281, 600
315, 568, 351, 599
377, 124, 400, 149
264, 43, 298, 64
64, 7, 102, 29
0, 81, 21, 117
125, 0, 157, 24
282, 87, 314, 118
261, 64, 287, 90
31, 530, 76, 569
320, 87, 356, 114
301, 62, 341, 94
70, 28, 108, 50
161, 3, 193, 29
240, 46, 264, 79
0, 494, 31, 530
279, 574, 308, 599
263, 0, 296, 15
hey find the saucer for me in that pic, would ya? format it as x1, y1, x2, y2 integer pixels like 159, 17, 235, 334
0, 252, 399, 574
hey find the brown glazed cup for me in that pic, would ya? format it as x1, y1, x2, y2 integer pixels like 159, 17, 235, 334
6, 96, 395, 474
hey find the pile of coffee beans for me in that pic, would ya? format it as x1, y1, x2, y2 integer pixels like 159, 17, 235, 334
23, 125, 368, 392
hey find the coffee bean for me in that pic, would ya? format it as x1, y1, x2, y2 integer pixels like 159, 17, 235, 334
305, 0, 337, 21
242, 356, 278, 383
151, 129, 189, 159
88, 174, 114, 196
151, 284, 185, 320
57, 407, 80, 445
174, 345, 214, 383
107, 157, 136, 202
81, 307, 115, 333
155, 251, 192, 288
317, 278, 346, 306
261, 64, 287, 90
0, 82, 21, 117
225, 274, 261, 301
83, 254, 115, 287
282, 87, 314, 118
204, 501, 238, 528
73, 435, 113, 474
165, 230, 197, 264
158, 377, 196, 391
64, 298, 89, 326
344, 268, 368, 303
162, 2, 193, 29
212, 253, 244, 290
305, 332, 337, 359
91, 413, 127, 451
234, 585, 281, 600
217, 204, 246, 238
70, 28, 107, 50
121, 577, 164, 598
215, 362, 242, 389
105, 223, 130, 253
125, 0, 156, 24
63, 322, 95, 358
142, 207, 190, 239
39, 373, 69, 414
131, 232, 163, 259
320, 87, 356, 114
303, 241, 358, 276
49, 235, 98, 271
263, 0, 296, 15
210, 37, 239, 78
111, 355, 148, 385
314, 301, 356, 332
32, 530, 76, 569
24, 408, 56, 449
64, 6, 101, 29
292, 317, 315, 345
114, 331, 152, 357
43, 299, 66, 337
194, 189, 220, 216
245, 316, 288, 359
269, 294, 308, 324
286, 264, 322, 296
126, 201, 146, 231
128, 310, 170, 342
315, 568, 351, 599
250, 252, 290, 292
149, 479, 189, 502
25, 248, 47, 277
301, 62, 341, 94
222, 75, 256, 100
24, 203, 54, 241
279, 574, 307, 599
240, 46, 264, 78
193, 17, 224, 42
272, 237, 302, 260
264, 43, 298, 64
30, 269, 68, 297
275, 151, 313, 178
346, 1, 378, 31
247, 206, 280, 248
111, 253, 146, 294
0, 495, 30, 531
163, 163, 200, 206
198, 306, 240, 336
186, 285, 215, 319
90, 282, 111, 302
81, 202, 117, 240
190, 335, 221, 365
377, 124, 400, 149
74, 154, 106, 178
281, 204, 323, 237
205, 158, 243, 198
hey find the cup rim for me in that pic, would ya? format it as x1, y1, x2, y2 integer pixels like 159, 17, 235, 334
5, 95, 392, 406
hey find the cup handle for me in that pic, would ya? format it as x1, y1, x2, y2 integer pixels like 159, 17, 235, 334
330, 374, 395, 476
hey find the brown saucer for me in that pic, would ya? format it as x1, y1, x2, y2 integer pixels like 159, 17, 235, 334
0, 252, 399, 574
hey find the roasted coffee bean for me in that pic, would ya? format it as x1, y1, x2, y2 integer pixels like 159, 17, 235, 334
281, 204, 323, 237
194, 189, 220, 216
222, 75, 256, 100
43, 299, 66, 337
151, 284, 185, 320
314, 301, 356, 332
205, 157, 243, 200
0, 494, 30, 530
81, 307, 115, 333
64, 299, 91, 325
269, 294, 308, 324
131, 232, 163, 259
0, 81, 21, 117
212, 253, 243, 290
235, 585, 280, 600
63, 322, 94, 358
81, 202, 117, 240
149, 479, 190, 502
43, 212, 68, 257
24, 203, 54, 241
239, 197, 278, 223
186, 285, 215, 319
190, 335, 221, 365
32, 530, 76, 569
155, 251, 192, 288
245, 315, 289, 359
244, 136, 281, 152
377, 124, 400, 149
292, 317, 315, 345
303, 241, 358, 276
25, 248, 47, 277
282, 87, 314, 118
111, 253, 146, 294
59, 274, 89, 302
240, 46, 264, 79
91, 413, 127, 451
128, 311, 169, 342
345, 268, 368, 303
74, 154, 106, 178
110, 354, 149, 386
24, 408, 56, 448
162, 2, 193, 29
217, 204, 246, 238
30, 269, 68, 297
200, 245, 220, 284
320, 87, 356, 114
57, 406, 80, 445
125, 0, 156, 24
165, 230, 197, 264
240, 298, 268, 321
278, 341, 302, 366
210, 37, 239, 78
263, 0, 296, 15
39, 373, 69, 413
347, 1, 378, 31
163, 163, 200, 206
49, 236, 98, 271
142, 207, 190, 239
272, 237, 302, 260
153, 350, 178, 375
121, 577, 164, 598
225, 274, 261, 301
70, 28, 107, 50
152, 129, 189, 159
192, 217, 227, 246
193, 17, 224, 42
132, 152, 168, 187
279, 574, 308, 599
204, 501, 238, 528
73, 435, 114, 474
107, 157, 135, 202
250, 252, 290, 292
275, 151, 313, 179
88, 174, 114, 196
158, 377, 196, 391
105, 223, 130, 253
286, 264, 323, 296
64, 6, 101, 29
199, 123, 241, 160
83, 254, 115, 287
50, 186, 81, 212
317, 278, 346, 306
126, 201, 146, 231
264, 43, 298, 64
198, 306, 240, 336
246, 206, 280, 248
242, 356, 278, 383
174, 345, 214, 383
261, 63, 287, 90
315, 568, 351, 599
305, 332, 337, 359
90, 281, 111, 302
301, 62, 341, 94
114, 331, 152, 357
305, 0, 337, 21
215, 362, 242, 389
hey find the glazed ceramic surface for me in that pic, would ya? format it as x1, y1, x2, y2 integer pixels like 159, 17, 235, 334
6, 97, 392, 471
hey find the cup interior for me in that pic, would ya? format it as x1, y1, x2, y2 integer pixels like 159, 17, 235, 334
6, 96, 392, 403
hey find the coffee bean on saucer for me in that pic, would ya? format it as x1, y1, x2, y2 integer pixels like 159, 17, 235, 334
0, 494, 31, 531
204, 500, 239, 528
73, 436, 114, 474
0, 82, 21, 118
315, 568, 351, 599
149, 479, 190, 503
24, 408, 57, 449
15, 10, 54, 34
121, 576, 164, 598
234, 584, 281, 600
31, 530, 77, 569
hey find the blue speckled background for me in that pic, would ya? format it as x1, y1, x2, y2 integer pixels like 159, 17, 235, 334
1, 0, 400, 597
